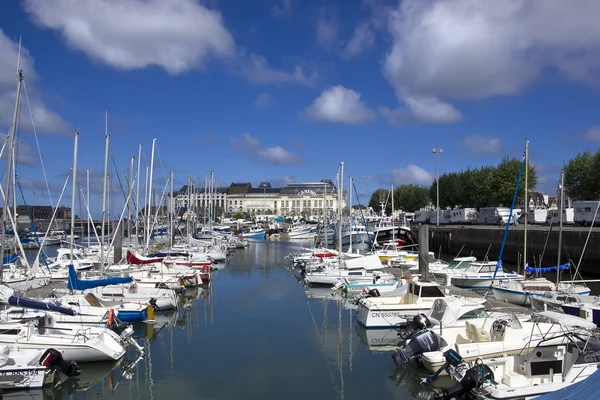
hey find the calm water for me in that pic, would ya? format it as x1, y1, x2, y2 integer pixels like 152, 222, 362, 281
34, 241, 429, 400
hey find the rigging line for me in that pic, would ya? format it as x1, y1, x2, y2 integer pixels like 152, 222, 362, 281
15, 177, 49, 269
155, 144, 168, 183
111, 151, 127, 201
22, 81, 54, 209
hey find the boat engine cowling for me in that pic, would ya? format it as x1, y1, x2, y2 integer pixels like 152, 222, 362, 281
399, 313, 433, 340
392, 329, 439, 366
433, 363, 494, 400
39, 348, 81, 377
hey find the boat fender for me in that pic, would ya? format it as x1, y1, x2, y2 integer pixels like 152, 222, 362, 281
433, 361, 494, 400
391, 330, 440, 366
39, 348, 81, 377
108, 309, 115, 327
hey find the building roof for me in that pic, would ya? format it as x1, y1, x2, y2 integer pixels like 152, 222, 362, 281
280, 180, 337, 196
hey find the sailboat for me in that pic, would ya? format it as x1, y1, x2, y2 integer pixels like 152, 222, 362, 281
493, 149, 589, 306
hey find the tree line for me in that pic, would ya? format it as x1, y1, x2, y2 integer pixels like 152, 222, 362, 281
368, 157, 538, 213
562, 149, 600, 201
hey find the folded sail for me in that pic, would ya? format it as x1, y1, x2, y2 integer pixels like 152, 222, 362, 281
525, 263, 569, 273
67, 265, 132, 291
7, 296, 76, 316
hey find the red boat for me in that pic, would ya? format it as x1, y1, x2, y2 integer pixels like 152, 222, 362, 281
126, 251, 163, 265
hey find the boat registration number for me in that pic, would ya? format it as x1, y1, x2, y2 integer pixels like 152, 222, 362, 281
371, 312, 402, 318
0, 370, 39, 376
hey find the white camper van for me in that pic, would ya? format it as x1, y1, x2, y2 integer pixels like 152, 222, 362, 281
574, 201, 600, 226
546, 208, 574, 225
478, 207, 521, 225
414, 210, 432, 224
448, 208, 478, 224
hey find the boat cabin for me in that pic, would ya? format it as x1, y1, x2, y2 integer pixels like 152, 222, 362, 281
402, 281, 445, 304
447, 257, 477, 271
463, 261, 499, 275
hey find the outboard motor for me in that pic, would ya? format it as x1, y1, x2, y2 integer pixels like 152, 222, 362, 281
39, 348, 81, 377
433, 362, 494, 400
367, 288, 381, 297
398, 313, 433, 340
391, 329, 439, 366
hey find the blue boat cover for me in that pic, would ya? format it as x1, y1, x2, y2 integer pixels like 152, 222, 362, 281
146, 252, 188, 258
525, 263, 569, 274
67, 265, 132, 291
3, 254, 17, 264
8, 296, 76, 316
536, 368, 600, 399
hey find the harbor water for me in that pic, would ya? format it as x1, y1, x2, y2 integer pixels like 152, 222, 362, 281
37, 241, 428, 400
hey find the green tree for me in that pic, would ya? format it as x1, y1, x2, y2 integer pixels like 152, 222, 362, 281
368, 189, 391, 214
232, 212, 245, 220
491, 157, 537, 207
395, 185, 430, 212
562, 150, 600, 200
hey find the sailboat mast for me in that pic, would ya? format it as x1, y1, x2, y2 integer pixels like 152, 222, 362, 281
128, 156, 134, 245
523, 140, 529, 275
100, 124, 109, 273
135, 144, 142, 248
0, 70, 23, 279
338, 162, 344, 254
69, 131, 79, 260
391, 185, 395, 246
557, 173, 565, 285
146, 138, 156, 251
349, 176, 353, 254
86, 170, 90, 250
170, 170, 174, 249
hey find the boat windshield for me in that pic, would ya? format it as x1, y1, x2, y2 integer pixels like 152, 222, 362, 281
448, 260, 472, 270
419, 285, 445, 298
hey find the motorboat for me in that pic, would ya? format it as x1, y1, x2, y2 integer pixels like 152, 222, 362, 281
356, 280, 486, 329
432, 312, 600, 400
450, 261, 523, 289
241, 226, 265, 241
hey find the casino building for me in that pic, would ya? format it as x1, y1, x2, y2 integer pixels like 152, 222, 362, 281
170, 179, 340, 219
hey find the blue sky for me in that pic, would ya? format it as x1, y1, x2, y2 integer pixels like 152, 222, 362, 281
1, 0, 600, 218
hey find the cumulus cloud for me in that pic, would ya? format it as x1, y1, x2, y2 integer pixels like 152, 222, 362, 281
306, 85, 376, 124
0, 137, 37, 166
584, 126, 600, 142
460, 135, 502, 155
0, 30, 70, 134
269, 176, 295, 187
230, 133, 302, 165
315, 7, 338, 49
342, 22, 375, 59
380, 165, 433, 186
272, 0, 293, 18
383, 1, 600, 123
23, 0, 313, 85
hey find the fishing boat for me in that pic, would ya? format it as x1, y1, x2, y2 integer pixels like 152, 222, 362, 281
242, 226, 265, 241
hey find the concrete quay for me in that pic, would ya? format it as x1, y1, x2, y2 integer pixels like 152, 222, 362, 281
427, 225, 600, 275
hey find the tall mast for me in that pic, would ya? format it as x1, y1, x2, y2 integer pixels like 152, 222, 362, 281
100, 118, 109, 274
135, 144, 142, 249
523, 140, 529, 275
391, 184, 395, 246
145, 138, 156, 251
0, 70, 23, 279
69, 131, 79, 260
557, 173, 565, 285
349, 176, 353, 254
128, 156, 134, 245
86, 170, 90, 251
170, 170, 174, 249
338, 162, 344, 254
144, 166, 149, 243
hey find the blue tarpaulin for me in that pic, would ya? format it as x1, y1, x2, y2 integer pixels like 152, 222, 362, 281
2, 254, 17, 264
536, 368, 600, 399
67, 265, 132, 291
525, 263, 569, 274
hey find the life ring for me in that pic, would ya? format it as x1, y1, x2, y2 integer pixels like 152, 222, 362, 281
220, 245, 225, 250
202, 265, 209, 274
107, 309, 115, 327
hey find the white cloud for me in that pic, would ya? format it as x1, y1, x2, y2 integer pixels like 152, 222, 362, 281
584, 126, 600, 142
383, 0, 600, 124
236, 54, 316, 87
254, 93, 270, 110
306, 85, 376, 124
230, 133, 302, 165
388, 165, 433, 186
342, 22, 375, 59
460, 135, 502, 155
316, 8, 338, 49
272, 0, 293, 18
23, 0, 313, 86
0, 137, 37, 166
0, 30, 70, 134
404, 97, 462, 124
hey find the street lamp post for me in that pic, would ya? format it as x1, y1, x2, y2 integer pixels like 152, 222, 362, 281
432, 149, 443, 226
363, 175, 371, 205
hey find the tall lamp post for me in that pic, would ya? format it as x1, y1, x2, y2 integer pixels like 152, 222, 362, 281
363, 175, 371, 206
432, 149, 443, 226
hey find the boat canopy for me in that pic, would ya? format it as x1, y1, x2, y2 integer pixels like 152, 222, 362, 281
345, 254, 383, 270
536, 368, 600, 399
426, 297, 485, 327
525, 263, 569, 273
67, 265, 132, 291
2, 254, 17, 264
147, 252, 188, 258
534, 310, 597, 330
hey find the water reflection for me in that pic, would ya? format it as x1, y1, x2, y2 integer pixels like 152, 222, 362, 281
355, 325, 403, 351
